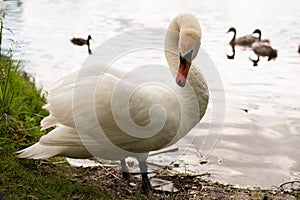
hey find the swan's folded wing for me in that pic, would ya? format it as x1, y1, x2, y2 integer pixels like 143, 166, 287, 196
17, 126, 92, 159
42, 64, 128, 130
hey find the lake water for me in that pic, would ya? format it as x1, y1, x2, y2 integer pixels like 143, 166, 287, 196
2, 0, 300, 189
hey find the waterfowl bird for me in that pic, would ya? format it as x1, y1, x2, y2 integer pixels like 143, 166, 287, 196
71, 35, 92, 55
71, 35, 92, 46
17, 14, 209, 193
251, 41, 277, 61
227, 27, 261, 47
298, 45, 300, 53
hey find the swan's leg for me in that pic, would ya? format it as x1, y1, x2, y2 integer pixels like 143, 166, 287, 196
139, 161, 152, 193
120, 159, 131, 180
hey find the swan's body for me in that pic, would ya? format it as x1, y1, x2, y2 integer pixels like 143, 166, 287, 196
18, 14, 209, 191
227, 27, 261, 47
71, 35, 92, 54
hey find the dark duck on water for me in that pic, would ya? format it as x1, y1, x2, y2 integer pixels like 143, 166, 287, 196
70, 35, 93, 55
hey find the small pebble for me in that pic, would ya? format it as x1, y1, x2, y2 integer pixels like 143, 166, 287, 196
173, 163, 180, 167
129, 182, 137, 187
200, 159, 208, 165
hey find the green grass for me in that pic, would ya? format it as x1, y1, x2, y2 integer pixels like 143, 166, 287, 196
0, 40, 109, 199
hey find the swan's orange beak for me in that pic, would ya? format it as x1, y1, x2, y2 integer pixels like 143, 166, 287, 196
176, 60, 191, 87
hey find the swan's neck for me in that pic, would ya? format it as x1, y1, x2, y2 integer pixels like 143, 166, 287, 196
258, 33, 261, 40
164, 14, 201, 70
164, 14, 208, 118
230, 30, 236, 46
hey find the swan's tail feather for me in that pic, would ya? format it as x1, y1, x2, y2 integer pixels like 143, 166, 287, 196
40, 115, 58, 131
16, 126, 92, 159
16, 143, 61, 159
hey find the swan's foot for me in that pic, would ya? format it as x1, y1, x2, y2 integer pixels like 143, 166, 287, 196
141, 173, 152, 193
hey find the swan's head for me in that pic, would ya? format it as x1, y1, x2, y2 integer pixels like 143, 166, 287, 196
252, 29, 261, 38
87, 35, 92, 40
176, 29, 201, 87
252, 29, 261, 34
227, 27, 236, 33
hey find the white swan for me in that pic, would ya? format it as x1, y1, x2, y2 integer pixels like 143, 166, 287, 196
17, 13, 209, 192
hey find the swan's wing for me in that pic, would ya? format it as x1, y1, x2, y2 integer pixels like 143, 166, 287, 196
42, 65, 197, 153
17, 125, 92, 159
92, 72, 183, 152
42, 63, 128, 130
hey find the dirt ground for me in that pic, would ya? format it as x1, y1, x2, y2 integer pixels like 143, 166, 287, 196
64, 163, 300, 200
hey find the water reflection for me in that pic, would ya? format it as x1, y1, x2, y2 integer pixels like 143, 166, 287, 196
226, 45, 235, 59
249, 55, 259, 66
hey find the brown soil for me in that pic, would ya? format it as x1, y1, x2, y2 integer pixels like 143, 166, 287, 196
51, 161, 299, 200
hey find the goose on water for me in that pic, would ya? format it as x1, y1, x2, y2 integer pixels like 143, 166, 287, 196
251, 33, 277, 61
227, 27, 261, 47
251, 41, 277, 61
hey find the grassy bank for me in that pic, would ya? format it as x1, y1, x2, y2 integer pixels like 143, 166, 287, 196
0, 50, 110, 199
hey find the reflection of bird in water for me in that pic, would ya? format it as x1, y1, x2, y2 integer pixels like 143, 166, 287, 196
227, 27, 261, 47
251, 40, 277, 61
17, 14, 209, 193
249, 56, 260, 66
70, 35, 92, 55
226, 45, 235, 59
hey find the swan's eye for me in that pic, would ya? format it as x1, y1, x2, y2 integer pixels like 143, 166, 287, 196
179, 55, 187, 70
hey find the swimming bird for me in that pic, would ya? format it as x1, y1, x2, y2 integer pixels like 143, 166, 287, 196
71, 35, 92, 46
251, 40, 277, 61
298, 45, 300, 53
227, 27, 261, 47
17, 14, 209, 192
70, 35, 92, 54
